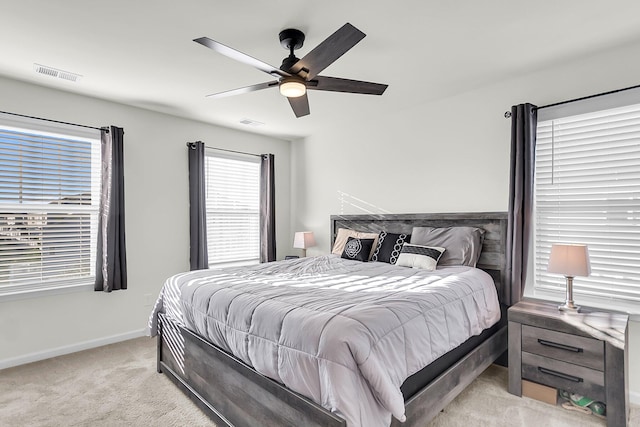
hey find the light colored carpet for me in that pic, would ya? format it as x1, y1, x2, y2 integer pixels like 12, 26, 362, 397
0, 337, 637, 426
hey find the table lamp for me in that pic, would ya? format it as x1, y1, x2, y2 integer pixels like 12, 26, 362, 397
547, 243, 591, 313
293, 231, 316, 257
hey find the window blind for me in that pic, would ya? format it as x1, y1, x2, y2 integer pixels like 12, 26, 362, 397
0, 124, 101, 295
534, 103, 640, 305
205, 150, 260, 267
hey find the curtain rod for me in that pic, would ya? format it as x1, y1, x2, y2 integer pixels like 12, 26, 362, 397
186, 141, 261, 158
504, 82, 640, 118
0, 110, 107, 132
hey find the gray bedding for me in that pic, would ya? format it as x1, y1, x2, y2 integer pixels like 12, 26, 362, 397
148, 255, 500, 427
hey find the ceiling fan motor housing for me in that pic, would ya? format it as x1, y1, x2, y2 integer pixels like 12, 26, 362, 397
280, 55, 300, 72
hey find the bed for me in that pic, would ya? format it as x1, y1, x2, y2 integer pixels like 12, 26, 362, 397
150, 212, 510, 427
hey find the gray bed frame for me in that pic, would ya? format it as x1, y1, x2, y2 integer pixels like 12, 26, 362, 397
156, 212, 510, 427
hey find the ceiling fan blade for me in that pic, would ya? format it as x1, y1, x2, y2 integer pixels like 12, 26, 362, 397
289, 23, 365, 80
205, 81, 279, 98
308, 76, 388, 95
287, 94, 310, 118
194, 37, 290, 78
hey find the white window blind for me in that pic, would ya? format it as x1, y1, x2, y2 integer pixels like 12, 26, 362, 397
0, 119, 101, 295
205, 150, 260, 267
534, 103, 640, 309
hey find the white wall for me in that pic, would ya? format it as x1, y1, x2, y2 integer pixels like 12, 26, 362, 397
291, 40, 640, 401
0, 76, 291, 365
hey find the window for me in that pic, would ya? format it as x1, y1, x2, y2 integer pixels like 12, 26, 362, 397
533, 97, 640, 313
205, 150, 260, 267
0, 116, 101, 296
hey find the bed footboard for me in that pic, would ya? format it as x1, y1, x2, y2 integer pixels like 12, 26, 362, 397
158, 313, 506, 427
157, 313, 347, 427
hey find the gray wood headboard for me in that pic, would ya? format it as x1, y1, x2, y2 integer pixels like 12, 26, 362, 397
330, 212, 510, 304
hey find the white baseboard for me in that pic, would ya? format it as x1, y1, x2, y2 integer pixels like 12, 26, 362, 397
0, 329, 147, 370
631, 390, 640, 406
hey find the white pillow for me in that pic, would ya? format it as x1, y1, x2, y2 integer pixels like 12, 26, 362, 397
396, 243, 445, 271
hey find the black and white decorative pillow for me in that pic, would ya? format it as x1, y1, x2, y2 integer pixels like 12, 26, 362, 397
341, 237, 375, 262
371, 232, 411, 264
396, 243, 445, 271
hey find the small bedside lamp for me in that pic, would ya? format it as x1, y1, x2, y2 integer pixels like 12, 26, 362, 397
293, 231, 316, 257
547, 243, 591, 313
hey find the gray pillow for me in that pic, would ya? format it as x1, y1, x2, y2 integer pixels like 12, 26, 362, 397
409, 226, 485, 267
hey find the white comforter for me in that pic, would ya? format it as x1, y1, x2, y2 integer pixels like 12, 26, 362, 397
148, 255, 500, 427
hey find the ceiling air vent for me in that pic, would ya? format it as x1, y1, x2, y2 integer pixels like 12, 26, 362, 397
33, 63, 82, 82
239, 118, 264, 127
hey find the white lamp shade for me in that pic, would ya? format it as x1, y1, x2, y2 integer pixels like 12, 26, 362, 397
293, 231, 316, 249
547, 244, 591, 277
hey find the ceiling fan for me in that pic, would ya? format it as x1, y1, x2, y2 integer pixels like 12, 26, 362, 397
194, 23, 388, 118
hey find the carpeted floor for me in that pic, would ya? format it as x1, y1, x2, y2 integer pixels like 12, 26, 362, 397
0, 337, 637, 426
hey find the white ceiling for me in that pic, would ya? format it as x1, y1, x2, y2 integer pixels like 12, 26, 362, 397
3, 1, 640, 139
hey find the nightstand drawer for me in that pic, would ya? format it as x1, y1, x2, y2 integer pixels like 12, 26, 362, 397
522, 325, 604, 371
522, 352, 605, 402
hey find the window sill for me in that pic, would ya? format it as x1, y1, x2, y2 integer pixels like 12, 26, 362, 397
209, 260, 260, 269
0, 282, 94, 302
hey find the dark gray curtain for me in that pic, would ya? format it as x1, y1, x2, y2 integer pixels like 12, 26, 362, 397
505, 103, 537, 305
260, 154, 276, 262
188, 141, 209, 270
95, 126, 127, 292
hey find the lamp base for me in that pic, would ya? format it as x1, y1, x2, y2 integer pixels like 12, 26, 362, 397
558, 303, 581, 313
558, 275, 580, 313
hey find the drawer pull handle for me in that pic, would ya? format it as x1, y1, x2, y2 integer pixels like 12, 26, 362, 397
538, 367, 583, 383
538, 339, 583, 353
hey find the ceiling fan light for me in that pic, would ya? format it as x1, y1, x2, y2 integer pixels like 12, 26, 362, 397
279, 79, 306, 98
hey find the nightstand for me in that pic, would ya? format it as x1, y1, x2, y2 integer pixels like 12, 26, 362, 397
508, 298, 629, 427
